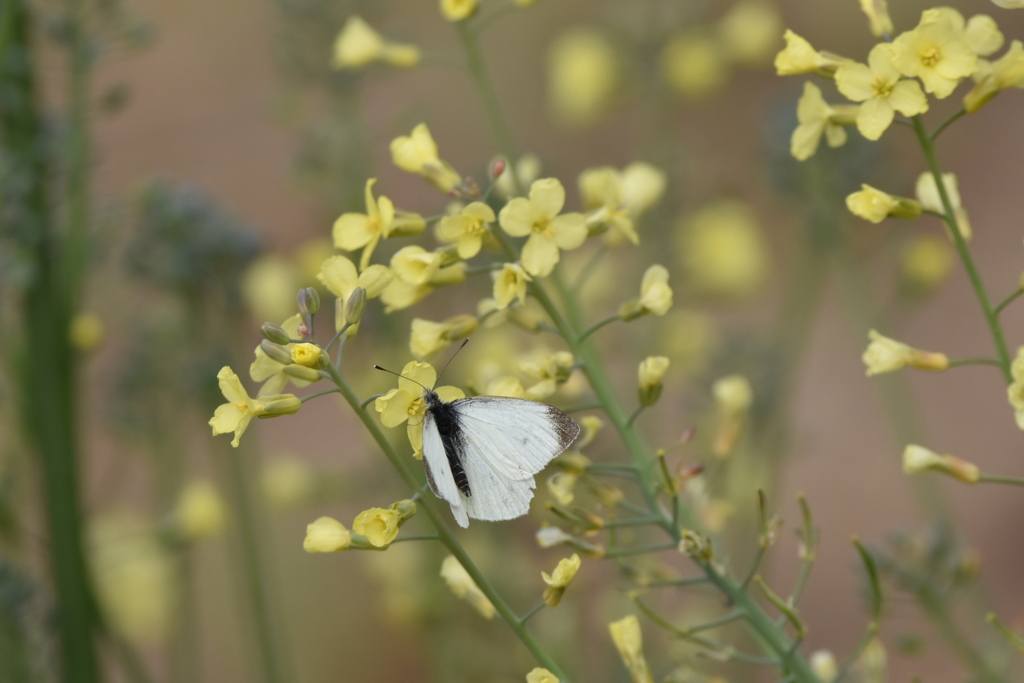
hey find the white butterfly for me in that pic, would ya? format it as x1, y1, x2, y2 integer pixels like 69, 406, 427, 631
420, 388, 581, 528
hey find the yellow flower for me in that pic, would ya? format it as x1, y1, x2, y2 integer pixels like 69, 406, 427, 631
579, 164, 666, 245
775, 30, 850, 76
678, 200, 768, 299
791, 82, 859, 161
547, 470, 579, 505
901, 236, 954, 293
241, 255, 300, 324
486, 376, 555, 401
317, 255, 393, 332
492, 263, 533, 310
209, 367, 301, 448
262, 457, 315, 510
352, 507, 401, 547
836, 44, 929, 140
526, 668, 559, 683
437, 202, 495, 258
69, 312, 104, 351
390, 123, 462, 193
713, 374, 752, 457
717, 1, 782, 65
858, 0, 894, 38
410, 315, 478, 359
992, 0, 1024, 8
548, 28, 617, 127
541, 553, 581, 606
440, 0, 478, 22
902, 444, 979, 483
499, 178, 588, 277
174, 480, 227, 541
609, 615, 654, 683
638, 356, 670, 407
494, 154, 543, 199
303, 516, 352, 552
1008, 347, 1024, 429
862, 330, 948, 375
965, 40, 1024, 112
440, 555, 496, 619
250, 314, 317, 395
518, 349, 574, 397
374, 361, 465, 458
619, 264, 673, 320
846, 185, 922, 223
915, 172, 972, 240
379, 262, 467, 313
892, 11, 979, 98
810, 651, 839, 681
290, 342, 321, 367
661, 33, 728, 98
332, 179, 426, 270
391, 246, 446, 286
331, 16, 420, 70
964, 13, 1004, 57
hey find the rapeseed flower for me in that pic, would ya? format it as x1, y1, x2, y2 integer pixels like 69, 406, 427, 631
440, 555, 496, 619
499, 178, 587, 277
303, 517, 352, 552
862, 330, 948, 375
846, 185, 922, 223
410, 315, 478, 359
892, 10, 978, 98
440, 0, 478, 22
333, 179, 425, 270
638, 356, 670, 407
437, 202, 495, 258
965, 40, 1024, 112
548, 28, 617, 127
835, 44, 928, 140
332, 16, 420, 70
609, 615, 654, 683
353, 507, 401, 547
915, 172, 972, 240
902, 445, 979, 483
775, 30, 850, 76
791, 82, 858, 161
541, 554, 581, 606
858, 0, 894, 38
317, 254, 393, 332
578, 163, 666, 244
1008, 347, 1024, 428
209, 367, 300, 448
390, 124, 462, 193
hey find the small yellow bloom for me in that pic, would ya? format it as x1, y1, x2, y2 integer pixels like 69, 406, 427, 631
174, 480, 227, 541
390, 124, 462, 193
901, 236, 954, 293
661, 33, 728, 98
69, 312, 105, 351
440, 555, 496, 619
717, 1, 782, 65
915, 172, 972, 240
353, 507, 401, 547
290, 342, 321, 367
547, 471, 579, 505
526, 668, 559, 683
609, 615, 654, 683
486, 375, 555, 401
992, 0, 1024, 8
713, 374, 752, 457
965, 40, 1024, 112
303, 516, 352, 552
391, 246, 446, 286
679, 200, 768, 299
440, 0, 478, 22
902, 444, 979, 483
619, 264, 673, 320
1007, 347, 1024, 429
437, 202, 495, 258
541, 553, 581, 606
862, 330, 948, 376
892, 11, 979, 99
262, 457, 315, 509
374, 361, 465, 458
846, 185, 922, 224
493, 262, 533, 310
317, 255, 393, 333
331, 16, 420, 70
332, 179, 426, 270
250, 314, 318, 395
791, 82, 859, 161
579, 163, 666, 245
775, 30, 850, 76
209, 367, 301, 448
810, 651, 839, 681
638, 356, 670, 407
410, 315, 478, 359
380, 263, 467, 313
548, 28, 617, 127
518, 349, 574, 397
836, 44, 929, 140
858, 0, 894, 38
500, 178, 588, 277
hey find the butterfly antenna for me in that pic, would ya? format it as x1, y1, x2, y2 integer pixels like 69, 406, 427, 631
436, 339, 469, 384
373, 365, 432, 392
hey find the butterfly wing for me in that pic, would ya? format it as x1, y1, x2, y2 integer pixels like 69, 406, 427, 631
461, 448, 537, 522
451, 397, 581, 481
421, 410, 469, 528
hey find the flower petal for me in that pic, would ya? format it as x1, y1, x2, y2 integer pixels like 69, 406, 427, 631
377, 388, 414, 427
529, 178, 566, 219
499, 197, 536, 237
888, 79, 928, 116
835, 62, 876, 102
401, 361, 437, 393
550, 213, 588, 250
856, 97, 895, 140
332, 213, 375, 251
521, 233, 560, 277
317, 255, 358, 299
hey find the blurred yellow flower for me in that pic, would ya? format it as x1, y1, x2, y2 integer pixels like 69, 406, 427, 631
901, 236, 954, 292
333, 179, 426, 270
241, 254, 300, 324
499, 178, 588, 277
892, 11, 978, 98
717, 1, 782, 65
713, 374, 752, 457
858, 0, 894, 37
380, 262, 467, 313
902, 444, 979, 483
609, 615, 654, 683
69, 312, 105, 352
992, 0, 1024, 8
638, 356, 670, 407
679, 200, 768, 299
209, 367, 300, 448
493, 263, 533, 310
661, 33, 728, 98
486, 375, 555, 401
541, 553, 581, 606
391, 246, 445, 286
437, 202, 495, 258
1008, 347, 1024, 429
915, 172, 972, 240
965, 40, 1024, 111
547, 470, 578, 505
353, 507, 401, 547
791, 82, 858, 161
526, 668, 559, 683
579, 163, 666, 245
659, 310, 716, 376
262, 457, 315, 509
440, 0, 478, 22
964, 13, 1004, 57
174, 479, 227, 541
332, 16, 420, 70
548, 28, 617, 127
410, 315, 478, 359
317, 255, 393, 333
775, 30, 849, 76
303, 516, 352, 552
441, 555, 496, 619
518, 349, 574, 397
619, 264, 673, 320
375, 361, 465, 458
390, 123, 462, 193
835, 44, 928, 140
862, 330, 948, 375
846, 185, 922, 223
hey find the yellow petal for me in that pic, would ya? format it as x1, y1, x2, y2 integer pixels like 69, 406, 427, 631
499, 197, 537, 237
357, 265, 394, 298
317, 255, 358, 299
529, 178, 566, 219
435, 385, 466, 402
550, 213, 588, 250
401, 361, 437, 394
521, 233, 560, 277
376, 388, 415, 427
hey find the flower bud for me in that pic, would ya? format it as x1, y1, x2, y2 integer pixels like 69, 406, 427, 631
315, 351, 331, 369
902, 444, 979, 484
390, 498, 418, 525
862, 330, 948, 376
283, 364, 321, 382
290, 342, 322, 367
303, 516, 351, 552
260, 340, 294, 365
297, 288, 313, 315
638, 356, 670, 407
304, 287, 321, 314
491, 158, 507, 180
858, 0, 893, 38
259, 394, 302, 417
345, 287, 367, 325
846, 184, 922, 224
541, 554, 581, 607
261, 323, 291, 345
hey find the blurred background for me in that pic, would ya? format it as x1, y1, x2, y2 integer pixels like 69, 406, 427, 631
4, 0, 1024, 681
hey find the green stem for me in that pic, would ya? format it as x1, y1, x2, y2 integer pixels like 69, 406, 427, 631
578, 314, 619, 342
930, 108, 966, 142
300, 388, 341, 403
832, 622, 879, 683
625, 405, 644, 427
912, 115, 1012, 383
947, 358, 1003, 368
323, 364, 571, 680
605, 542, 677, 557
518, 600, 546, 625
994, 288, 1024, 316
977, 473, 1024, 487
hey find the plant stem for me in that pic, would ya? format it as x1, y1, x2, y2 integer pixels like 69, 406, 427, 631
300, 388, 341, 403
323, 363, 571, 680
912, 115, 1012, 383
977, 473, 1024, 487
578, 314, 619, 342
994, 288, 1024, 316
947, 358, 1003, 368
930, 108, 966, 142
519, 600, 546, 625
